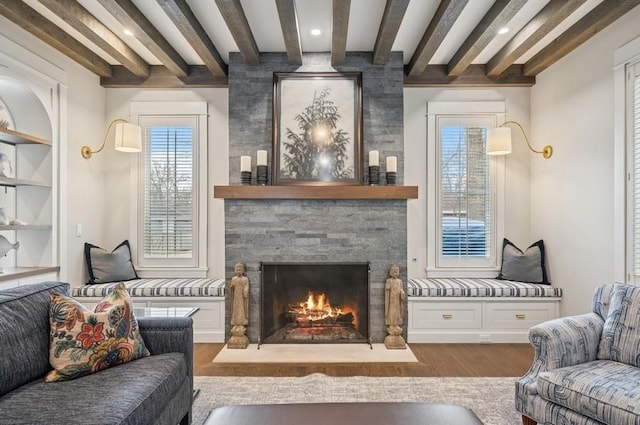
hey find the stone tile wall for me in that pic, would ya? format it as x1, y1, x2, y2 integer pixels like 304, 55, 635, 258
225, 52, 406, 343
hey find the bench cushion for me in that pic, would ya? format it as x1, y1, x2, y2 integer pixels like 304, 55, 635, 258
72, 278, 226, 298
407, 278, 562, 297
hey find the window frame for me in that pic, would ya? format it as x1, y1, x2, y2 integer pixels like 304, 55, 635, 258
129, 101, 208, 278
626, 61, 640, 283
426, 101, 506, 278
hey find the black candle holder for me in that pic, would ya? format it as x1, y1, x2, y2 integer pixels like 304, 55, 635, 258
240, 171, 252, 185
257, 165, 268, 185
386, 171, 397, 186
368, 165, 380, 186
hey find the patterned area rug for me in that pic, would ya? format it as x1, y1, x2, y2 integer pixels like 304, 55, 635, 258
192, 374, 520, 424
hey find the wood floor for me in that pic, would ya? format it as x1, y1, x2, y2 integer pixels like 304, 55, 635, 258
194, 343, 534, 377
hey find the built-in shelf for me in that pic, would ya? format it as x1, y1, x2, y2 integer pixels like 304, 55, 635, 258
0, 177, 51, 188
0, 128, 51, 146
0, 266, 60, 283
214, 185, 418, 200
0, 224, 52, 231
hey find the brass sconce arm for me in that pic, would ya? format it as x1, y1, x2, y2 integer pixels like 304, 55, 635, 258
502, 121, 553, 159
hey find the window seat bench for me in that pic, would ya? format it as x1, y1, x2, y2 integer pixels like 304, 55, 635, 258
407, 278, 562, 343
72, 278, 226, 343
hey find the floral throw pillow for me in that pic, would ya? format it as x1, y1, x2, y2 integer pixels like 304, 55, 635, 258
46, 283, 149, 382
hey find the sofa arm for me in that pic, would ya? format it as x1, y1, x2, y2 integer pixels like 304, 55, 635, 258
138, 317, 193, 382
518, 312, 604, 393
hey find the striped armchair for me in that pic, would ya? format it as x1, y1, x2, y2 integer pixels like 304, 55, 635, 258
515, 283, 640, 425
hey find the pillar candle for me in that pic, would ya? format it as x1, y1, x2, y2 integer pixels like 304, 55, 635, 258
369, 150, 379, 166
257, 150, 268, 166
386, 156, 397, 173
240, 155, 251, 172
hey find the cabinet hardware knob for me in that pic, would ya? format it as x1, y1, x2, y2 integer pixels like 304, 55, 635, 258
442, 314, 453, 319
515, 314, 526, 319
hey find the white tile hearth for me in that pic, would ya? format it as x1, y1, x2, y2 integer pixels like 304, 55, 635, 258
212, 343, 418, 363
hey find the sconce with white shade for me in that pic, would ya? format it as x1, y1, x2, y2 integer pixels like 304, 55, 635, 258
81, 119, 142, 159
486, 120, 553, 159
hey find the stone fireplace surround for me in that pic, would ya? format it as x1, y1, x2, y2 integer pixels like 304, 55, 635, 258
224, 52, 406, 344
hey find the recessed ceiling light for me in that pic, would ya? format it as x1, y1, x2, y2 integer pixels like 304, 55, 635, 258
123, 29, 134, 36
310, 29, 322, 36
498, 27, 509, 35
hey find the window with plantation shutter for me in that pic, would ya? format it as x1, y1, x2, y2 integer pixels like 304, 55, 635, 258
142, 119, 194, 261
427, 102, 505, 276
131, 102, 208, 276
630, 62, 640, 282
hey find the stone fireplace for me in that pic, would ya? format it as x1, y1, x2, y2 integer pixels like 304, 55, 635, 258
224, 52, 406, 344
260, 262, 369, 344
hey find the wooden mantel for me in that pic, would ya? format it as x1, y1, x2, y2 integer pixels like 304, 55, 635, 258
214, 185, 418, 200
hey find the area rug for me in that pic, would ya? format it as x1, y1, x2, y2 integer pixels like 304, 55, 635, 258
192, 374, 520, 424
212, 343, 418, 363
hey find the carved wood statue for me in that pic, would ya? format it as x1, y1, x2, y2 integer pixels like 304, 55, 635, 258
384, 264, 406, 349
228, 262, 250, 349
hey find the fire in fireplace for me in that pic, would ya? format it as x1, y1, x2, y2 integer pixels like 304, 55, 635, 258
260, 262, 370, 344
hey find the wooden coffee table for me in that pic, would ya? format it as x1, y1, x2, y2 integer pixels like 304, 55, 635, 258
203, 402, 483, 424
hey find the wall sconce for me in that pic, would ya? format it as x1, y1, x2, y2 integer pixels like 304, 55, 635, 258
81, 119, 142, 159
487, 121, 553, 159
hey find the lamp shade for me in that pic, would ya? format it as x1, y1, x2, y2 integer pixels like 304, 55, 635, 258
114, 122, 142, 153
486, 127, 512, 156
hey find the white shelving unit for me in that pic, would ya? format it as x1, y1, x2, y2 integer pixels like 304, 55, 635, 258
0, 127, 58, 284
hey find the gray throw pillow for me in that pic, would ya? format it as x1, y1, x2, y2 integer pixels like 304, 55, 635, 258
84, 240, 138, 284
497, 238, 549, 284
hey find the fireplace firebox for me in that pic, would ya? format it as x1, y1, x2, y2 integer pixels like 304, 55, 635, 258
260, 262, 370, 345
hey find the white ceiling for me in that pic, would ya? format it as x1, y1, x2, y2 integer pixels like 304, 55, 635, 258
23, 0, 605, 70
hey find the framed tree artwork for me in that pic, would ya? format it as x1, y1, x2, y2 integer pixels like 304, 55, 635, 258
272, 72, 363, 185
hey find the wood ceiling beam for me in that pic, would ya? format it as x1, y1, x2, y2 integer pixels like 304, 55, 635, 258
100, 65, 228, 88
331, 0, 351, 66
37, 0, 149, 78
0, 0, 111, 77
97, 0, 188, 78
404, 64, 535, 87
407, 0, 469, 78
372, 0, 410, 65
486, 0, 586, 77
275, 0, 302, 65
524, 0, 640, 76
448, 0, 526, 76
157, 0, 227, 77
215, 0, 259, 65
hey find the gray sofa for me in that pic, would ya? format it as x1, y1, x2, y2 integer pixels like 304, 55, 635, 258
0, 281, 194, 425
515, 283, 640, 425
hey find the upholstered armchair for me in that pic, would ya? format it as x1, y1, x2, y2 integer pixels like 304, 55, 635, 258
515, 283, 640, 425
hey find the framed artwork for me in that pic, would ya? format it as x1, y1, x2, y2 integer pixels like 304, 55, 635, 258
272, 72, 362, 185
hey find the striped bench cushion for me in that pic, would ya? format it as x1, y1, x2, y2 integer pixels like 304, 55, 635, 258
72, 278, 226, 298
407, 278, 562, 297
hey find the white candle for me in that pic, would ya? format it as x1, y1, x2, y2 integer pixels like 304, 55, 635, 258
257, 150, 268, 166
240, 155, 251, 172
386, 156, 397, 173
369, 150, 379, 166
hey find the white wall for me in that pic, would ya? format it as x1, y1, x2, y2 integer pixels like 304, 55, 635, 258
404, 88, 532, 278
0, 15, 106, 286
105, 89, 229, 278
531, 5, 640, 316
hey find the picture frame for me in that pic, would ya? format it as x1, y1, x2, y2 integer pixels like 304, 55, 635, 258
272, 72, 362, 185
